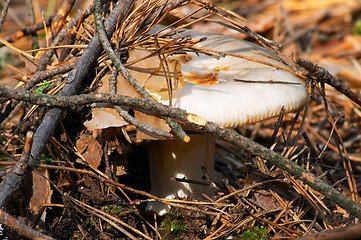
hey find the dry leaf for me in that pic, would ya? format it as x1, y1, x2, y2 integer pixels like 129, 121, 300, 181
84, 105, 128, 131
116, 165, 127, 176
254, 190, 281, 210
76, 133, 103, 169
30, 168, 52, 218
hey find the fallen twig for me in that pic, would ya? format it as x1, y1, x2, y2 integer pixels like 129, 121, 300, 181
0, 16, 53, 48
0, 0, 11, 32
93, 0, 189, 142
0, 0, 134, 210
0, 132, 33, 208
1, 85, 361, 219
0, 208, 55, 240
296, 57, 361, 107
0, 8, 90, 124
108, 69, 173, 139
297, 222, 361, 240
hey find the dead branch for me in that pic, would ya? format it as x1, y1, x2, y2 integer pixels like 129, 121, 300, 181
25, 0, 38, 51
297, 222, 361, 240
1, 84, 361, 219
0, 208, 55, 240
0, 8, 90, 124
108, 69, 173, 139
45, 0, 76, 45
0, 0, 11, 32
0, 16, 53, 48
0, 132, 33, 208
296, 57, 361, 107
0, 0, 134, 210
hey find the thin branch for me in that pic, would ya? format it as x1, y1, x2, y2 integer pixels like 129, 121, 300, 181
297, 222, 361, 240
0, 0, 12, 32
201, 122, 361, 220
93, 0, 189, 142
0, 208, 55, 240
25, 0, 39, 51
0, 85, 186, 119
109, 69, 173, 139
0, 8, 90, 124
0, 0, 134, 210
0, 16, 53, 48
1, 85, 361, 219
0, 131, 33, 208
296, 57, 361, 107
46, 0, 76, 45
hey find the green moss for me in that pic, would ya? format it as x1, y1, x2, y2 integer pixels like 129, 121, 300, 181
38, 147, 54, 164
85, 217, 94, 226
240, 226, 267, 240
354, 20, 361, 35
35, 80, 53, 94
160, 210, 188, 239
104, 205, 123, 216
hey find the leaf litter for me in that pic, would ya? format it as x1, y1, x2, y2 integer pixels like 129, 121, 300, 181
0, 0, 361, 239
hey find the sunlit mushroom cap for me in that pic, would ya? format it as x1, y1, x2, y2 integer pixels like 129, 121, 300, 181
155, 30, 309, 127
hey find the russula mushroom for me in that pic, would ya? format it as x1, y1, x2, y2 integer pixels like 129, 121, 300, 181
145, 30, 309, 214
84, 28, 309, 215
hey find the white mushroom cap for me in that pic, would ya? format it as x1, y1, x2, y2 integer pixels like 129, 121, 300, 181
147, 29, 309, 215
155, 31, 308, 127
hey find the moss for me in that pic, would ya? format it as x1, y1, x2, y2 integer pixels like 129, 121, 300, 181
160, 210, 188, 239
240, 226, 267, 240
35, 80, 53, 94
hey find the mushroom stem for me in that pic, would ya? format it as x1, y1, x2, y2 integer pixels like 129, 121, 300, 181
146, 133, 215, 215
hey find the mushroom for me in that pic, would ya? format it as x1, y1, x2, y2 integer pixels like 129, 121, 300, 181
84, 28, 308, 215
145, 30, 309, 214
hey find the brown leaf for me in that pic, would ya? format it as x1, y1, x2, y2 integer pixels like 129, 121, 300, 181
30, 168, 52, 216
83, 106, 128, 131
254, 190, 281, 210
76, 133, 103, 169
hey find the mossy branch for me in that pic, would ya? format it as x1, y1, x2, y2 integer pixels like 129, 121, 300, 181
1, 84, 361, 219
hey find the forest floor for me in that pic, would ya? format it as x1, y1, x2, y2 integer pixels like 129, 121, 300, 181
0, 0, 361, 239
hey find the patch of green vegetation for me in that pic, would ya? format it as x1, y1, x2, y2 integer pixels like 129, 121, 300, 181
160, 210, 188, 239
104, 205, 111, 213
38, 147, 55, 164
111, 206, 123, 216
35, 80, 53, 93
85, 217, 94, 226
104, 205, 123, 216
239, 226, 267, 240
354, 20, 361, 35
